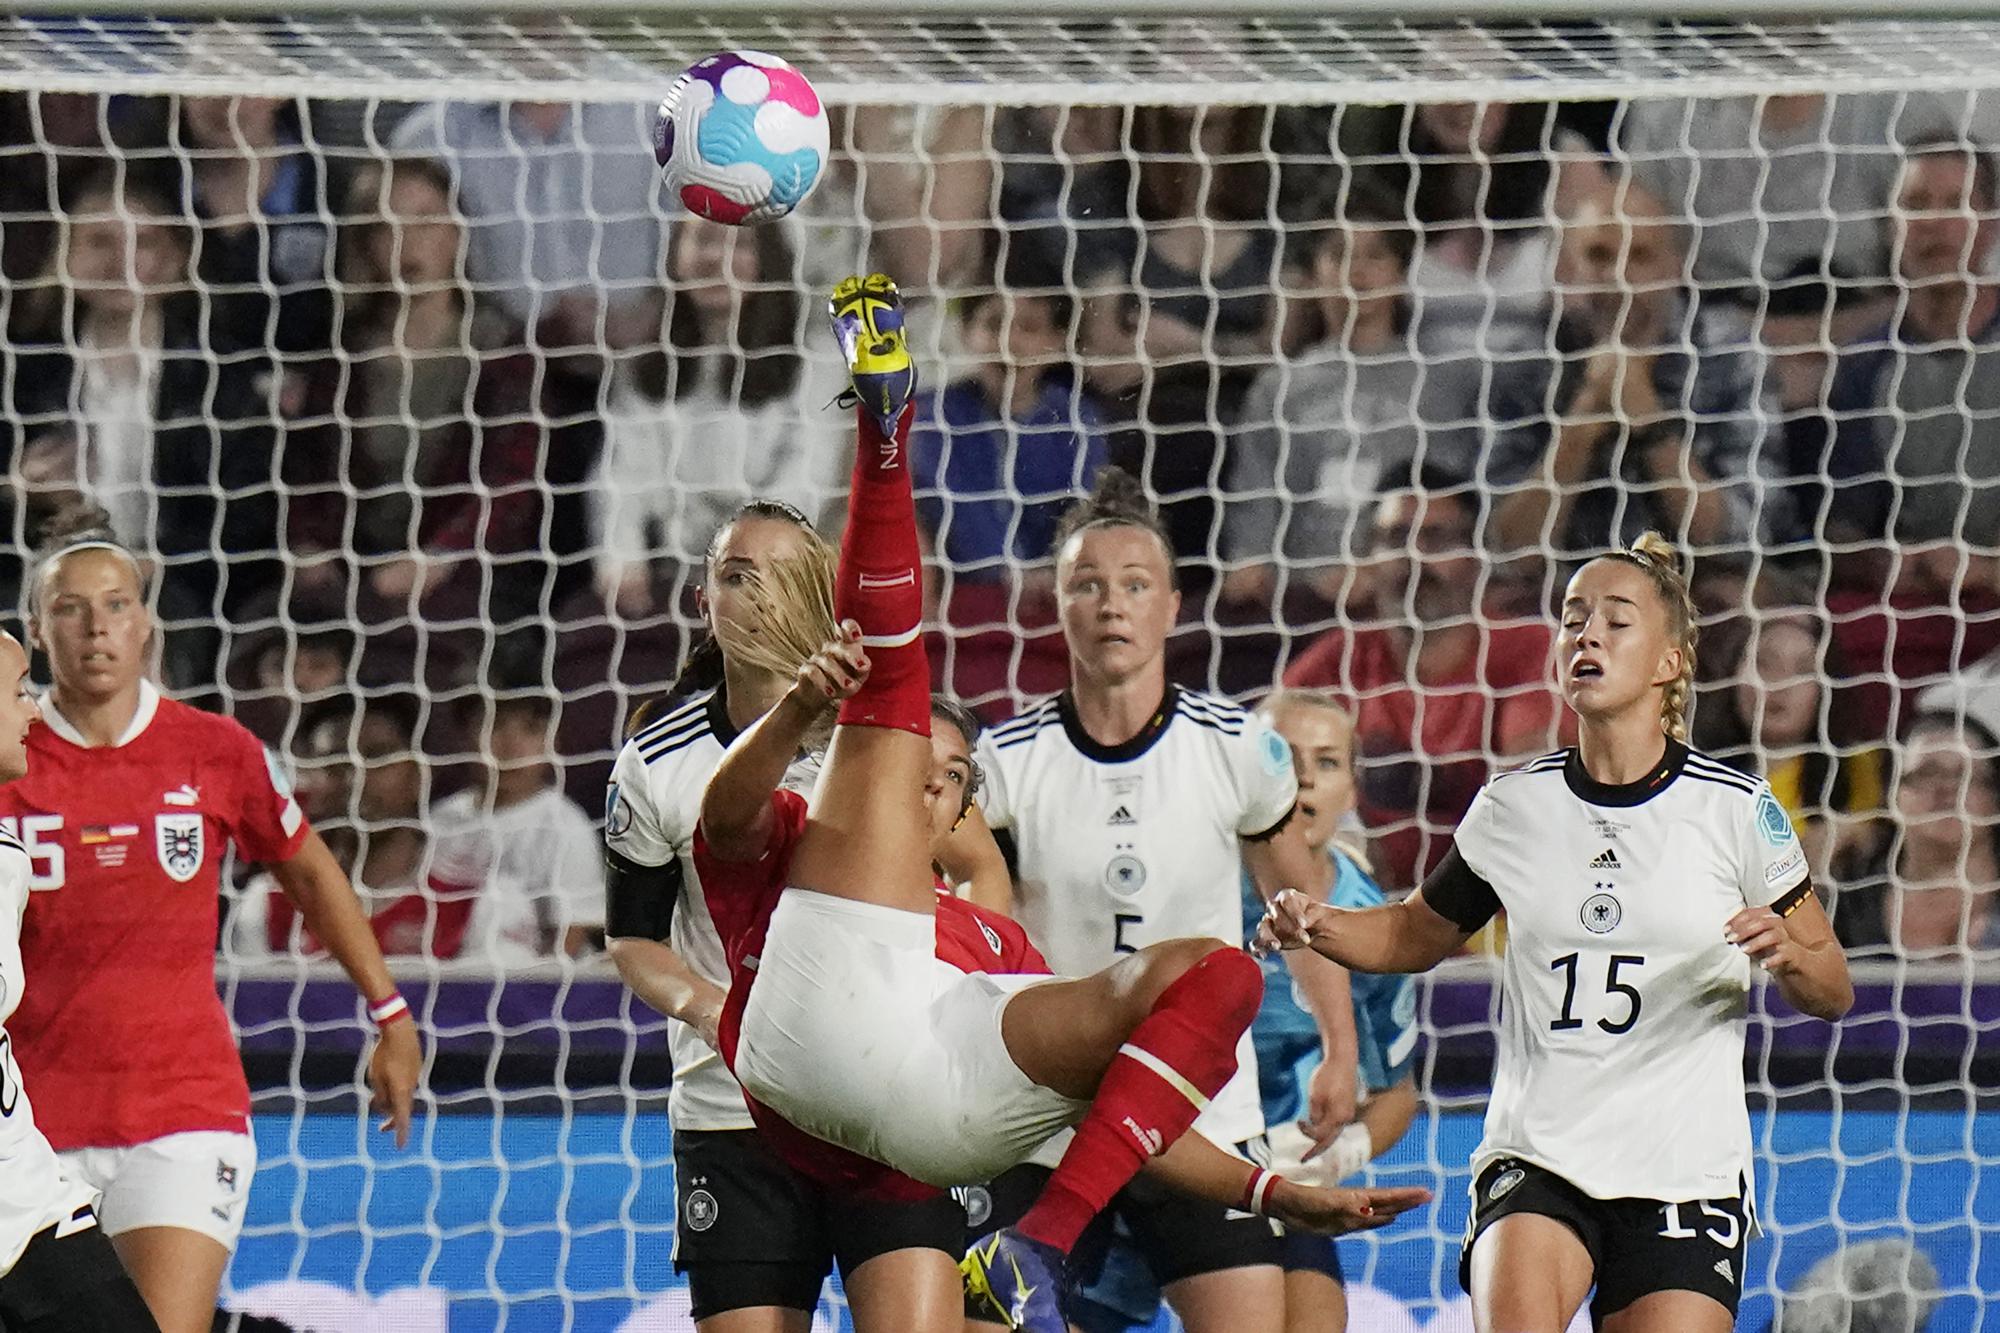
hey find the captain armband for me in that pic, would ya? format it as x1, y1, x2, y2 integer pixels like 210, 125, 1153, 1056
1769, 876, 1817, 920
604, 848, 683, 942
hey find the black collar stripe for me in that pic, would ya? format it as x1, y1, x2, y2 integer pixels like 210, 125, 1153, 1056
1562, 738, 1690, 807
637, 713, 714, 761
1058, 686, 1179, 764
705, 684, 742, 748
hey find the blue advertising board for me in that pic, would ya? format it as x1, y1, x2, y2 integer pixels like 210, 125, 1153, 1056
223, 1108, 1998, 1332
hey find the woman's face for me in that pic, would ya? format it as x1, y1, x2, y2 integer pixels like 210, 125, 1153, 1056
63, 193, 186, 314
702, 515, 819, 652
182, 95, 284, 150
355, 713, 423, 824
1056, 525, 1180, 690
1314, 225, 1406, 331
1418, 100, 1507, 155
924, 719, 980, 850
1736, 619, 1822, 750
31, 548, 152, 705
672, 218, 760, 321
1895, 723, 2000, 863
1267, 700, 1356, 854
370, 172, 461, 289
1557, 558, 1680, 728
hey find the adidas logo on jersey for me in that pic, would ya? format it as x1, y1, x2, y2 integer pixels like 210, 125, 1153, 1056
1713, 1257, 1734, 1284
1588, 847, 1621, 870
1108, 805, 1136, 826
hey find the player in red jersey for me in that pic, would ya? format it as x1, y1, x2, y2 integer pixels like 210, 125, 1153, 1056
0, 510, 423, 1333
694, 276, 1427, 1332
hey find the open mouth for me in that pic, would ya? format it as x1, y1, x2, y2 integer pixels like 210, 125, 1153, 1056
1570, 661, 1605, 682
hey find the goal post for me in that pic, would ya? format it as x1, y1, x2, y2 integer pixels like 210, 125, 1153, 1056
0, 5, 1989, 1329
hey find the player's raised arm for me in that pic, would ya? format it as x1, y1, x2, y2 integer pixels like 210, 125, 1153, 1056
698, 621, 869, 862
1256, 856, 1480, 976
266, 832, 422, 1147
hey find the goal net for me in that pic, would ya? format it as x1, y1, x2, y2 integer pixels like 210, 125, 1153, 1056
1, 6, 1993, 1329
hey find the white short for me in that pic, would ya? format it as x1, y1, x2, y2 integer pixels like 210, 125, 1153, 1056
733, 890, 1087, 1187
59, 1130, 257, 1248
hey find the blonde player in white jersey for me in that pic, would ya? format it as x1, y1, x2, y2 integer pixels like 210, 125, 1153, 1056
605, 501, 970, 1332
967, 470, 1362, 1333
1259, 532, 1854, 1333
0, 630, 157, 1331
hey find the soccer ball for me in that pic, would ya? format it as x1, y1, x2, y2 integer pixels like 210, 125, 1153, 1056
654, 50, 830, 226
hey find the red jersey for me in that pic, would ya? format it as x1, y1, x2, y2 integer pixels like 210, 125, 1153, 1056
692, 789, 1048, 1198
0, 683, 308, 1148
1284, 619, 1569, 890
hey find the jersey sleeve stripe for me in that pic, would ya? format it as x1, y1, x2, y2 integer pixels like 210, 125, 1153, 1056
1681, 762, 1759, 795
642, 722, 717, 765
1491, 752, 1567, 783
631, 696, 710, 748
0, 831, 23, 857
1172, 702, 1245, 735
1175, 691, 1247, 723
988, 702, 1059, 742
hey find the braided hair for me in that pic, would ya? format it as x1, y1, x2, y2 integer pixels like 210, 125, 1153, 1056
1602, 531, 1699, 742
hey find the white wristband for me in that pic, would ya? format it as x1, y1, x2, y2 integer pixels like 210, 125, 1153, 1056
1329, 1122, 1374, 1181
367, 993, 411, 1029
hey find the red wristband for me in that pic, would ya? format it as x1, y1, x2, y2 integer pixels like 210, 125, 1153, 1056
367, 993, 411, 1028
1239, 1167, 1276, 1217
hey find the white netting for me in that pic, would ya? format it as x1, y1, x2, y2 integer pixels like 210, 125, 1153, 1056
0, 10, 1992, 1330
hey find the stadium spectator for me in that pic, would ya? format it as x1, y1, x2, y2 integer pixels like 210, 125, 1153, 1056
285, 157, 601, 640
175, 89, 336, 359
1692, 609, 1887, 886
377, 693, 602, 963
1076, 104, 1280, 567
4, 165, 283, 688
1281, 463, 1565, 892
591, 216, 847, 620
1357, 100, 1563, 341
1623, 90, 1943, 300
1833, 706, 2000, 957
1220, 198, 1480, 611
1826, 136, 2000, 599
1748, 266, 1892, 566
912, 251, 1109, 594
1482, 173, 1779, 565
388, 96, 666, 353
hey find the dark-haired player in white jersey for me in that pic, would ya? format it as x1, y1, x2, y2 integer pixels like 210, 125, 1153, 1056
606, 499, 975, 1330
967, 470, 1362, 1333
1260, 532, 1854, 1333
0, 629, 158, 1330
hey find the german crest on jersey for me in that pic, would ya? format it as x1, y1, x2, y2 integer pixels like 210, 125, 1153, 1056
155, 813, 204, 882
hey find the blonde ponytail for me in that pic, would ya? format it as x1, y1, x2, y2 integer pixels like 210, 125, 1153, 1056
1607, 531, 1699, 741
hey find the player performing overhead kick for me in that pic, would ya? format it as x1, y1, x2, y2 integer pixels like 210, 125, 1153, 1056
691, 276, 1427, 1333
1258, 532, 1853, 1333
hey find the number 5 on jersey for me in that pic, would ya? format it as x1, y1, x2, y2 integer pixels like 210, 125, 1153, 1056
1550, 952, 1645, 1035
0, 817, 64, 891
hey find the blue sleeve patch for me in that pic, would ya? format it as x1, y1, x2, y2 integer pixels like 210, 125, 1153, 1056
1756, 788, 1793, 847
1258, 725, 1293, 779
605, 782, 633, 839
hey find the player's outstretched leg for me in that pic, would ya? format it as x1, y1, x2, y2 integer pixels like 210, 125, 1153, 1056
964, 939, 1264, 1331
788, 273, 937, 916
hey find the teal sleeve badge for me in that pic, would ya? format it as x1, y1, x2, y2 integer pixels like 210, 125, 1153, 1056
1756, 788, 1792, 847
1259, 725, 1293, 778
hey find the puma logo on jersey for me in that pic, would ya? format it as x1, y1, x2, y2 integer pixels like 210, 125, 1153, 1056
1108, 805, 1135, 826
1588, 847, 1621, 870
1713, 1258, 1734, 1283
164, 784, 201, 807
1122, 1117, 1164, 1157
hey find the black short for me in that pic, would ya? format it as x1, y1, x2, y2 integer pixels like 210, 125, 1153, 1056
673, 1129, 966, 1322
1278, 1228, 1343, 1284
0, 1210, 156, 1332
963, 1148, 1285, 1320
1458, 1158, 1749, 1323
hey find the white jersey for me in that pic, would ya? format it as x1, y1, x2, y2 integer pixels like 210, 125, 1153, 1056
606, 690, 754, 1132
428, 785, 604, 967
977, 688, 1300, 1149
1443, 741, 1810, 1204
0, 831, 97, 1274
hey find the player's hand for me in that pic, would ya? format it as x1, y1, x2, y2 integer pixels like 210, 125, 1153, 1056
1263, 1178, 1431, 1236
1725, 905, 1804, 977
368, 1018, 422, 1150
792, 620, 871, 711
1300, 1060, 1358, 1157
1254, 888, 1327, 956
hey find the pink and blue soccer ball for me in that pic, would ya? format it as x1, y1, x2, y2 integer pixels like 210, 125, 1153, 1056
654, 50, 829, 226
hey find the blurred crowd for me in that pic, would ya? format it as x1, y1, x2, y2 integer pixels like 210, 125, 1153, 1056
5, 27, 2000, 969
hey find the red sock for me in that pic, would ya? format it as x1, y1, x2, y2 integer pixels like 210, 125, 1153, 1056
1016, 948, 1263, 1253
836, 401, 930, 736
